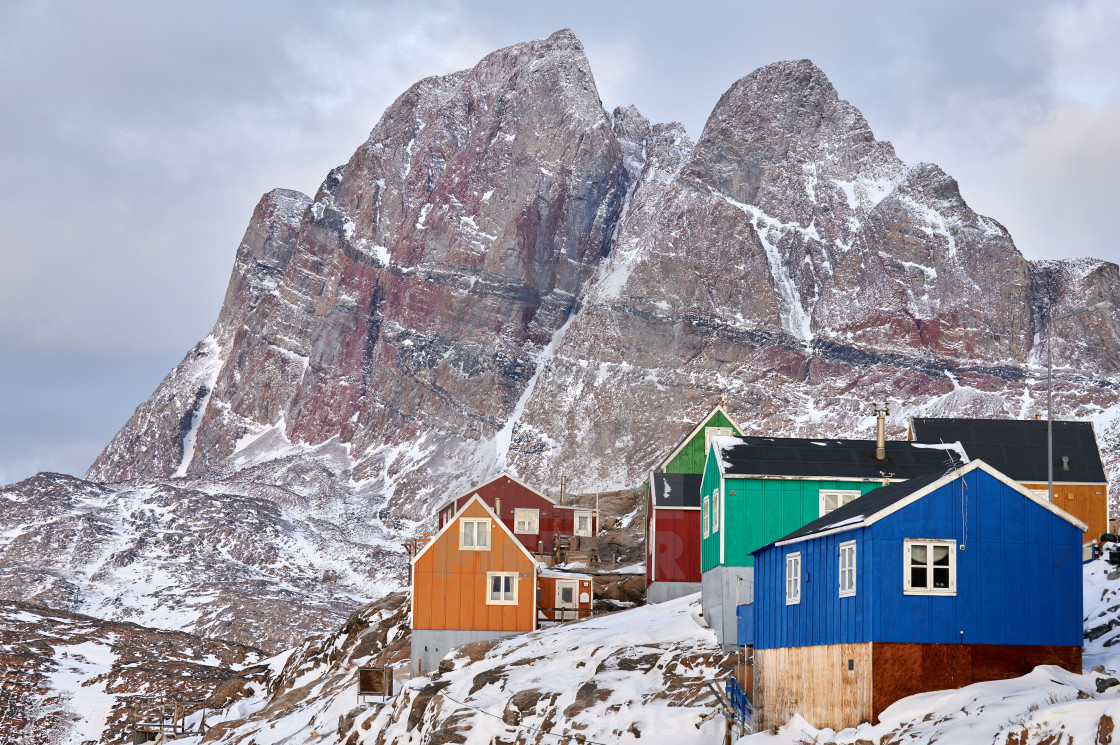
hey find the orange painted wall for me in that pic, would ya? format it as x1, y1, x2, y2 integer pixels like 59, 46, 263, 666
412, 500, 537, 632
1021, 482, 1108, 543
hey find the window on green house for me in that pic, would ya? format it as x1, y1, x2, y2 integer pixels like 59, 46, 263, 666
819, 489, 861, 517
702, 496, 710, 537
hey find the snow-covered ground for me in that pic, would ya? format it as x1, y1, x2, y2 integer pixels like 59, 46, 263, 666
47, 555, 1120, 745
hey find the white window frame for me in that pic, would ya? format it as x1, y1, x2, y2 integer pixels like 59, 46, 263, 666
819, 489, 862, 517
838, 540, 857, 598
459, 518, 491, 550
486, 571, 518, 605
903, 538, 957, 596
702, 496, 710, 538
514, 508, 539, 534
785, 552, 801, 605
713, 488, 721, 532
574, 510, 594, 537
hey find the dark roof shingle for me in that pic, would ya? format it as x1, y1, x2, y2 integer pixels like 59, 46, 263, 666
911, 418, 1106, 483
715, 436, 966, 479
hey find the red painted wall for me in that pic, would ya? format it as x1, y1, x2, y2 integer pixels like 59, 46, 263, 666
650, 508, 701, 584
438, 476, 598, 554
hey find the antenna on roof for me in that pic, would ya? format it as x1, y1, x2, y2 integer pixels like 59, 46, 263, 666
939, 437, 968, 550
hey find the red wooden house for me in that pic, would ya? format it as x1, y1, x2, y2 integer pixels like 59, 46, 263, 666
645, 404, 742, 603
435, 473, 599, 559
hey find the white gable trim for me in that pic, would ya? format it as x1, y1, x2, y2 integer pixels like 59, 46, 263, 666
775, 460, 1087, 547
656, 404, 742, 472
434, 471, 556, 514
411, 493, 538, 567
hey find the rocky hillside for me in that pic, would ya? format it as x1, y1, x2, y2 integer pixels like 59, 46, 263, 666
81, 30, 1118, 519
0, 472, 398, 653
188, 593, 731, 745
0, 600, 260, 745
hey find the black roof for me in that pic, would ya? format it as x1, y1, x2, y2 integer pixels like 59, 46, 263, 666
911, 418, 1106, 483
651, 473, 702, 509
772, 468, 952, 545
715, 436, 966, 479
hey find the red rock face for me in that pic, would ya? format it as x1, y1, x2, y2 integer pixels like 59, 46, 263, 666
87, 37, 1120, 516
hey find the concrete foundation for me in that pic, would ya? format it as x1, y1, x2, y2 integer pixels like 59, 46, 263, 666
410, 629, 521, 677
701, 566, 754, 649
646, 581, 701, 604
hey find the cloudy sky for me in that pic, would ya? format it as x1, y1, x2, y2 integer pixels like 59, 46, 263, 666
1, 0, 1118, 484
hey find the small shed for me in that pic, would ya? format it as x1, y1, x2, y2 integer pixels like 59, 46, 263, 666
749, 460, 1086, 731
537, 569, 594, 621
410, 494, 538, 676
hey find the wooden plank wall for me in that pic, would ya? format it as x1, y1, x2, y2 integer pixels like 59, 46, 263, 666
871, 642, 1082, 722
754, 643, 873, 731
1021, 482, 1108, 543
651, 509, 701, 582
413, 500, 536, 633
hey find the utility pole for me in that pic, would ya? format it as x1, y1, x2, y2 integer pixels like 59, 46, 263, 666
1047, 300, 1109, 502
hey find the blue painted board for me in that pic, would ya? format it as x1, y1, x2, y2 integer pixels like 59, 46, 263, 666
752, 467, 1084, 650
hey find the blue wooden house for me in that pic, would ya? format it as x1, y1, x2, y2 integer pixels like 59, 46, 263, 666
748, 459, 1086, 731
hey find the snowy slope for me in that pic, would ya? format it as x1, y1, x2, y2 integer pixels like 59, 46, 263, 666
172, 594, 730, 745
0, 473, 401, 652
165, 559, 1120, 745
0, 600, 260, 745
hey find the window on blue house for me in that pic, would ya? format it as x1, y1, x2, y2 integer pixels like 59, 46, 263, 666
785, 553, 801, 605
839, 541, 856, 597
903, 539, 956, 595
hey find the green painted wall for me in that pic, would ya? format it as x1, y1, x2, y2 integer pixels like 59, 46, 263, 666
700, 465, 883, 572
662, 410, 740, 474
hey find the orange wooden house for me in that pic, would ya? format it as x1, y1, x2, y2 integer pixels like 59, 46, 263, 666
911, 417, 1109, 544
410, 494, 538, 676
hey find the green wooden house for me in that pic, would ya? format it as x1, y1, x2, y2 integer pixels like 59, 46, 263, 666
645, 404, 742, 603
698, 433, 967, 648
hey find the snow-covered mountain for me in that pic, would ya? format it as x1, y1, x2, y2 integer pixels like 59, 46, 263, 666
84, 30, 1120, 515
0, 473, 399, 652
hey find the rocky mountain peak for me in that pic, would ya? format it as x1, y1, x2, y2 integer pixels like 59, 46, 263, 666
80, 32, 1118, 547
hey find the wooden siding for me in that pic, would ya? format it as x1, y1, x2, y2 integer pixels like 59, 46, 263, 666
650, 509, 701, 583
702, 473, 880, 572
756, 641, 1081, 730
663, 409, 740, 474
753, 526, 872, 649
754, 643, 873, 731
1021, 481, 1108, 543
753, 467, 1085, 650
871, 642, 1082, 724
413, 500, 536, 632
444, 476, 597, 555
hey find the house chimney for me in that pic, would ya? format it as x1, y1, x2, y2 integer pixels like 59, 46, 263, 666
560, 475, 567, 505
1035, 414, 1041, 421
874, 403, 890, 461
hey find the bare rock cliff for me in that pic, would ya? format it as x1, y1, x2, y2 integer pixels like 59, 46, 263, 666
87, 34, 1120, 518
